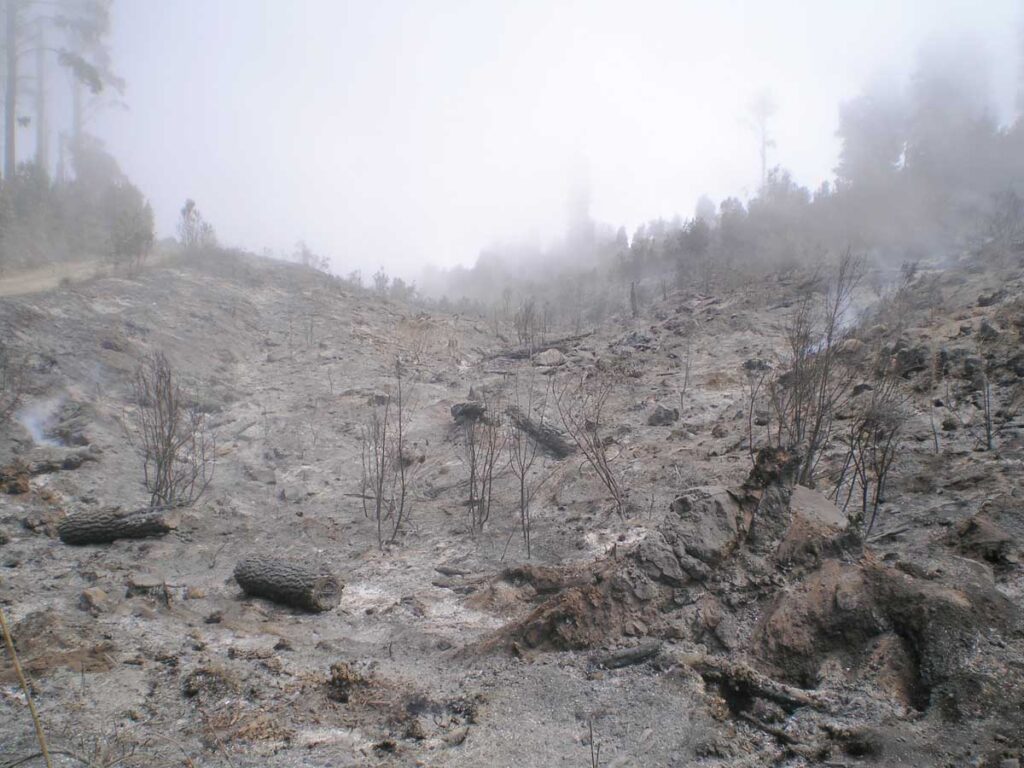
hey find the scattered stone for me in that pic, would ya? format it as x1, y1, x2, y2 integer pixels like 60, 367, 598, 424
451, 402, 487, 423
22, 507, 65, 536
532, 348, 566, 367
278, 481, 310, 502
619, 330, 657, 350
979, 319, 1002, 341
647, 404, 679, 426
243, 464, 276, 484
756, 553, 1018, 720
977, 289, 1007, 307
79, 587, 109, 614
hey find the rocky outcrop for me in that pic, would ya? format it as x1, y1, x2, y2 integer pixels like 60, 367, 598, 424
754, 552, 1020, 720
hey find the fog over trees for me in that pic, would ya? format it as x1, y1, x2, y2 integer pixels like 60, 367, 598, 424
420, 35, 1024, 323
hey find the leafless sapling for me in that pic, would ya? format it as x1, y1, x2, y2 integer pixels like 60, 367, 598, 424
831, 368, 908, 533
127, 351, 215, 508
742, 358, 771, 462
506, 374, 545, 558
360, 359, 411, 550
553, 371, 625, 518
766, 251, 863, 485
461, 395, 506, 535
513, 297, 539, 351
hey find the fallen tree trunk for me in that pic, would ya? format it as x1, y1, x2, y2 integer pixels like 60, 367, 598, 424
483, 332, 593, 362
678, 652, 833, 712
234, 556, 342, 613
58, 506, 179, 546
591, 639, 662, 670
505, 406, 574, 459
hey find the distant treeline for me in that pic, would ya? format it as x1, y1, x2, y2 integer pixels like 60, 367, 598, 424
0, 0, 154, 273
422, 41, 1024, 325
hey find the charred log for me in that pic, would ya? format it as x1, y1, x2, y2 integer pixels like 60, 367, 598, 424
58, 506, 179, 545
505, 406, 573, 459
233, 556, 342, 613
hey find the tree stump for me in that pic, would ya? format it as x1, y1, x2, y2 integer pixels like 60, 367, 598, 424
58, 506, 179, 545
234, 556, 342, 613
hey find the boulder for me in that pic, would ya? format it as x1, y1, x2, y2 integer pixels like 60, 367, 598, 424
532, 348, 566, 367
978, 319, 1001, 341
756, 559, 887, 686
755, 553, 1020, 719
775, 485, 850, 566
647, 404, 679, 426
451, 402, 487, 424
665, 486, 746, 566
634, 533, 687, 587
80, 587, 109, 614
948, 513, 1016, 568
892, 341, 930, 377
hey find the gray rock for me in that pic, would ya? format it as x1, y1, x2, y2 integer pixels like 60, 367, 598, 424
451, 402, 487, 423
532, 348, 566, 367
666, 486, 745, 565
978, 319, 1001, 341
647, 404, 679, 426
634, 534, 687, 587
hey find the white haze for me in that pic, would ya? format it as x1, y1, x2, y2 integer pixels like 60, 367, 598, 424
15, 397, 65, 447
94, 0, 1021, 280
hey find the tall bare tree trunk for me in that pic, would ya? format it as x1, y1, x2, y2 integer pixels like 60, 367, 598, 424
71, 77, 82, 150
35, 22, 47, 172
4, 0, 19, 181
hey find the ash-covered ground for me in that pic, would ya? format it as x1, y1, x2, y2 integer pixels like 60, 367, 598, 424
1, 250, 1022, 767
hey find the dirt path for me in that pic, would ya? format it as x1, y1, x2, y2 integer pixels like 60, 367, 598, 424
0, 259, 103, 297
0, 252, 176, 297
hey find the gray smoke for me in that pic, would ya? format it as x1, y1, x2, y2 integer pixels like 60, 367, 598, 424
15, 397, 65, 447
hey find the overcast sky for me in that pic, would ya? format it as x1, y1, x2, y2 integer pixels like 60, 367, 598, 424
94, 0, 1021, 278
